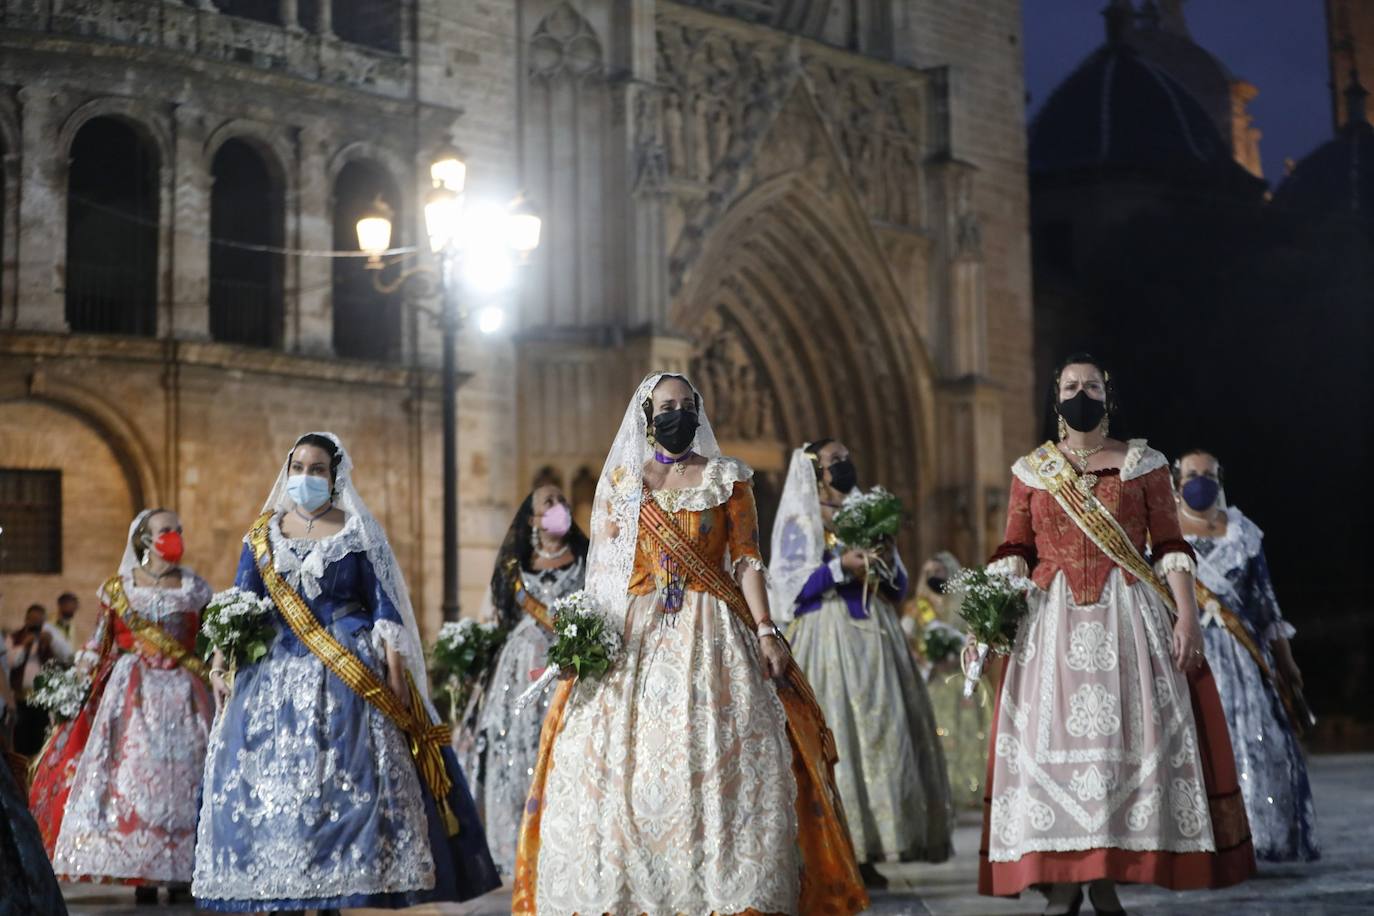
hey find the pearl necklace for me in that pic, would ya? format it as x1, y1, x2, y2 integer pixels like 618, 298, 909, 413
535, 542, 570, 560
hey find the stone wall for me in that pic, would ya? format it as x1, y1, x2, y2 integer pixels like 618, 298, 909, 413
0, 0, 1035, 636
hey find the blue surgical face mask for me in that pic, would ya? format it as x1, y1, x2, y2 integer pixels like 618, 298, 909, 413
1181, 476, 1221, 512
287, 474, 332, 512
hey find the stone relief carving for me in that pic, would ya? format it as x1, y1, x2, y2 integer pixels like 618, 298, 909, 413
655, 9, 928, 291
529, 2, 605, 82
690, 307, 779, 443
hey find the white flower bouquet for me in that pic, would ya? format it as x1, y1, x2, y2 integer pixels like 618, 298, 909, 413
197, 586, 275, 670
831, 486, 904, 609
514, 590, 623, 713
429, 618, 505, 723
947, 567, 1031, 697
28, 662, 91, 723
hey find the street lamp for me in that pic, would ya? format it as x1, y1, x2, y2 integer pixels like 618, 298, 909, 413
356, 155, 541, 621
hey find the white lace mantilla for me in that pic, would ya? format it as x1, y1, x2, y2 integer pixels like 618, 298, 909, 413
645, 455, 753, 515
1012, 439, 1165, 490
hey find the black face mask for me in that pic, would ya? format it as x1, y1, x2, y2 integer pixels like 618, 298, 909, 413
827, 458, 858, 494
1058, 390, 1107, 433
926, 577, 947, 594
652, 408, 700, 455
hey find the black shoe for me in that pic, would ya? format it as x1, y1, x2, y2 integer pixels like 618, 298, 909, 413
858, 861, 889, 889
166, 887, 194, 905
318, 910, 342, 916
1043, 885, 1084, 916
1087, 883, 1126, 915
134, 887, 158, 905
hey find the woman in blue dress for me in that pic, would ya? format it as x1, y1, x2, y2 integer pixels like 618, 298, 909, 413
192, 432, 499, 914
1174, 449, 1319, 863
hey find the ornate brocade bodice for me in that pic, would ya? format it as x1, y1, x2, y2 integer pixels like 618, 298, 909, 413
627, 458, 765, 598
992, 440, 1193, 605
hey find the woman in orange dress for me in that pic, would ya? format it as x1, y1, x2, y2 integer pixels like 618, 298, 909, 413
980, 354, 1254, 914
512, 372, 865, 916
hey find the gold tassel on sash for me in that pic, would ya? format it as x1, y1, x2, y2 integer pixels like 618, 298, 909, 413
247, 512, 460, 835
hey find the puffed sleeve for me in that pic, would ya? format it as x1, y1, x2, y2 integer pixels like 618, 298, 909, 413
989, 476, 1038, 575
358, 551, 421, 664
725, 480, 766, 578
1247, 544, 1295, 645
77, 584, 117, 667
234, 542, 268, 599
1142, 466, 1196, 577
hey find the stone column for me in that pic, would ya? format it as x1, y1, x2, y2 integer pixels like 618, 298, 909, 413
169, 104, 211, 340
293, 125, 333, 355
13, 88, 68, 332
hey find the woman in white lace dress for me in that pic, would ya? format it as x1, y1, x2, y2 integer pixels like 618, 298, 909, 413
462, 484, 586, 876
29, 509, 213, 905
512, 373, 866, 916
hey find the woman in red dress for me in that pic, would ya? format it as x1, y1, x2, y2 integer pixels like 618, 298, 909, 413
29, 509, 213, 905
980, 355, 1254, 914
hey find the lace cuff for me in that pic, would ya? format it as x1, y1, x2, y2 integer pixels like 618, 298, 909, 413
988, 555, 1029, 578
1154, 551, 1196, 578
827, 555, 849, 585
371, 619, 422, 665
733, 554, 768, 584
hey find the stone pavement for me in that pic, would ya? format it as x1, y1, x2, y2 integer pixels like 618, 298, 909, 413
63, 754, 1374, 915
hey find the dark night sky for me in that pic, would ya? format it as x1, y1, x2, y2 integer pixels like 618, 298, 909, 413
1022, 1, 1333, 187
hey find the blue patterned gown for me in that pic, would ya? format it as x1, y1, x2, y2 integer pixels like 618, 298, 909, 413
192, 515, 499, 911
1187, 506, 1319, 862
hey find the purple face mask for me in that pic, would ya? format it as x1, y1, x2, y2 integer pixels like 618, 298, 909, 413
1181, 476, 1221, 511
541, 503, 572, 537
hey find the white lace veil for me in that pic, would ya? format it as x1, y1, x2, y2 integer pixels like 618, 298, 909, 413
119, 509, 156, 579
258, 431, 432, 702
768, 446, 827, 624
585, 372, 722, 625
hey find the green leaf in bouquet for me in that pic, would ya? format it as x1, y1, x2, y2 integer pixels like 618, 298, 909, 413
246, 641, 268, 664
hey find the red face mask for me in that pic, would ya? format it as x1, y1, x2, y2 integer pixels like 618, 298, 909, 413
152, 531, 184, 564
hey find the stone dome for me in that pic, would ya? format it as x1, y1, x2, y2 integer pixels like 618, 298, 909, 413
1272, 82, 1374, 225
1029, 43, 1230, 175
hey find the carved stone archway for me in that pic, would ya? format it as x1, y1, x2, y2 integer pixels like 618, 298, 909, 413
673, 164, 938, 561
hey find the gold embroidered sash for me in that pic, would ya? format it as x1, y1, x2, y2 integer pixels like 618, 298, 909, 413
1194, 579, 1304, 732
1022, 442, 1178, 611
247, 512, 459, 834
504, 558, 554, 631
102, 575, 210, 683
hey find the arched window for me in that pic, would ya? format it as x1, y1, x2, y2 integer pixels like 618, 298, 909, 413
217, 0, 281, 25
210, 138, 284, 347
66, 117, 159, 336
332, 0, 400, 53
332, 159, 401, 360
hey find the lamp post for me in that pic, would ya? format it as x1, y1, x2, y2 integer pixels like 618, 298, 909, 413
357, 155, 541, 621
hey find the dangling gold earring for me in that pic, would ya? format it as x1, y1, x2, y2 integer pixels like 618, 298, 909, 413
1057, 416, 1068, 440
1098, 413, 1110, 437
646, 429, 657, 448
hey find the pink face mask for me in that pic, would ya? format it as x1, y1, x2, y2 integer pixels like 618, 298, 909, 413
540, 503, 572, 537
